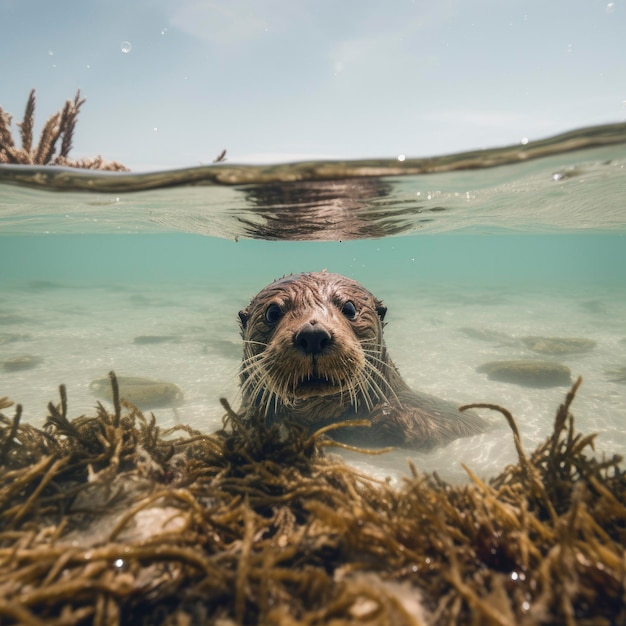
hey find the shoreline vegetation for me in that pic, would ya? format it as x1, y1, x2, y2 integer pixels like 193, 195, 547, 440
0, 90, 128, 171
0, 373, 623, 625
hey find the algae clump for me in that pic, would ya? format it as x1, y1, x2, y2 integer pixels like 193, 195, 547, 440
0, 374, 624, 625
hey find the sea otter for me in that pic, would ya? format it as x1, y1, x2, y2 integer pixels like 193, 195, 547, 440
237, 272, 486, 449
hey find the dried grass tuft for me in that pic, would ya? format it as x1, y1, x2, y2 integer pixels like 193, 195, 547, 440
0, 90, 128, 171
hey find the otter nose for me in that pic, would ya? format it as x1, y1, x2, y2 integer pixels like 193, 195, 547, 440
294, 322, 332, 355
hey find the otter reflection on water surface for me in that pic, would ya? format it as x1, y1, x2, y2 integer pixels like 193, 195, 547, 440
237, 272, 486, 449
239, 178, 441, 240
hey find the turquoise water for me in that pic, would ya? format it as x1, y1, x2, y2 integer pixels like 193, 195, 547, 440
1, 130, 625, 482
1, 233, 626, 286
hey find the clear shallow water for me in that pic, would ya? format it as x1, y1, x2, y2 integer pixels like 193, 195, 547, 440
1, 127, 625, 483
1, 234, 625, 483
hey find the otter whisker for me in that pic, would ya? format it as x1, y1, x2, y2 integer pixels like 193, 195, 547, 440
355, 372, 377, 412
242, 339, 268, 348
360, 362, 394, 405
360, 348, 394, 371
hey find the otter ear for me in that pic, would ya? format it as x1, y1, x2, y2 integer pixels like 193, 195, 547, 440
238, 309, 249, 330
375, 300, 387, 321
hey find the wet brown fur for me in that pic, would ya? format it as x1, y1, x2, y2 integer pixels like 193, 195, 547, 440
238, 271, 486, 449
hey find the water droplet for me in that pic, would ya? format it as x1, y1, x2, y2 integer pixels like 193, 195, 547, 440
161, 27, 168, 35
511, 571, 519, 581
48, 50, 54, 56
567, 43, 573, 53
522, 601, 530, 612
153, 127, 158, 132
606, 2, 615, 13
120, 41, 132, 54
411, 565, 418, 572
397, 154, 406, 162
114, 558, 124, 568
86, 64, 91, 69
521, 137, 529, 145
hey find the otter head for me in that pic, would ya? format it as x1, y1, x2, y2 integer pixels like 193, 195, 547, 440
238, 272, 390, 420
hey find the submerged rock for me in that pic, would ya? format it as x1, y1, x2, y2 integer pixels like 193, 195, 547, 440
477, 360, 572, 388
604, 366, 626, 384
579, 300, 607, 315
521, 336, 596, 355
89, 375, 184, 409
0, 313, 30, 325
203, 338, 241, 359
2, 355, 43, 372
458, 327, 515, 344
0, 333, 31, 345
132, 335, 180, 345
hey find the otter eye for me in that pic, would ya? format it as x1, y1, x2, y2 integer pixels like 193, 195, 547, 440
341, 300, 357, 320
264, 303, 283, 325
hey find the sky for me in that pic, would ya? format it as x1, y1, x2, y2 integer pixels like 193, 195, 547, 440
1, 0, 624, 170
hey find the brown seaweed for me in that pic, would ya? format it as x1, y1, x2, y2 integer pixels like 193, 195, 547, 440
0, 373, 624, 625
0, 90, 128, 171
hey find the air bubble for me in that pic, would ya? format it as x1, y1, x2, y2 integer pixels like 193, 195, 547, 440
121, 41, 132, 54
606, 2, 615, 13
161, 27, 168, 35
397, 154, 406, 162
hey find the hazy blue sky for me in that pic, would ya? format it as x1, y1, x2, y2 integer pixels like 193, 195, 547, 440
1, 0, 624, 169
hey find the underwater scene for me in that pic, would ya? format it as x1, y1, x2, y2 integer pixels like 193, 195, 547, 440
1, 132, 626, 624
2, 0, 626, 622
2, 131, 626, 483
